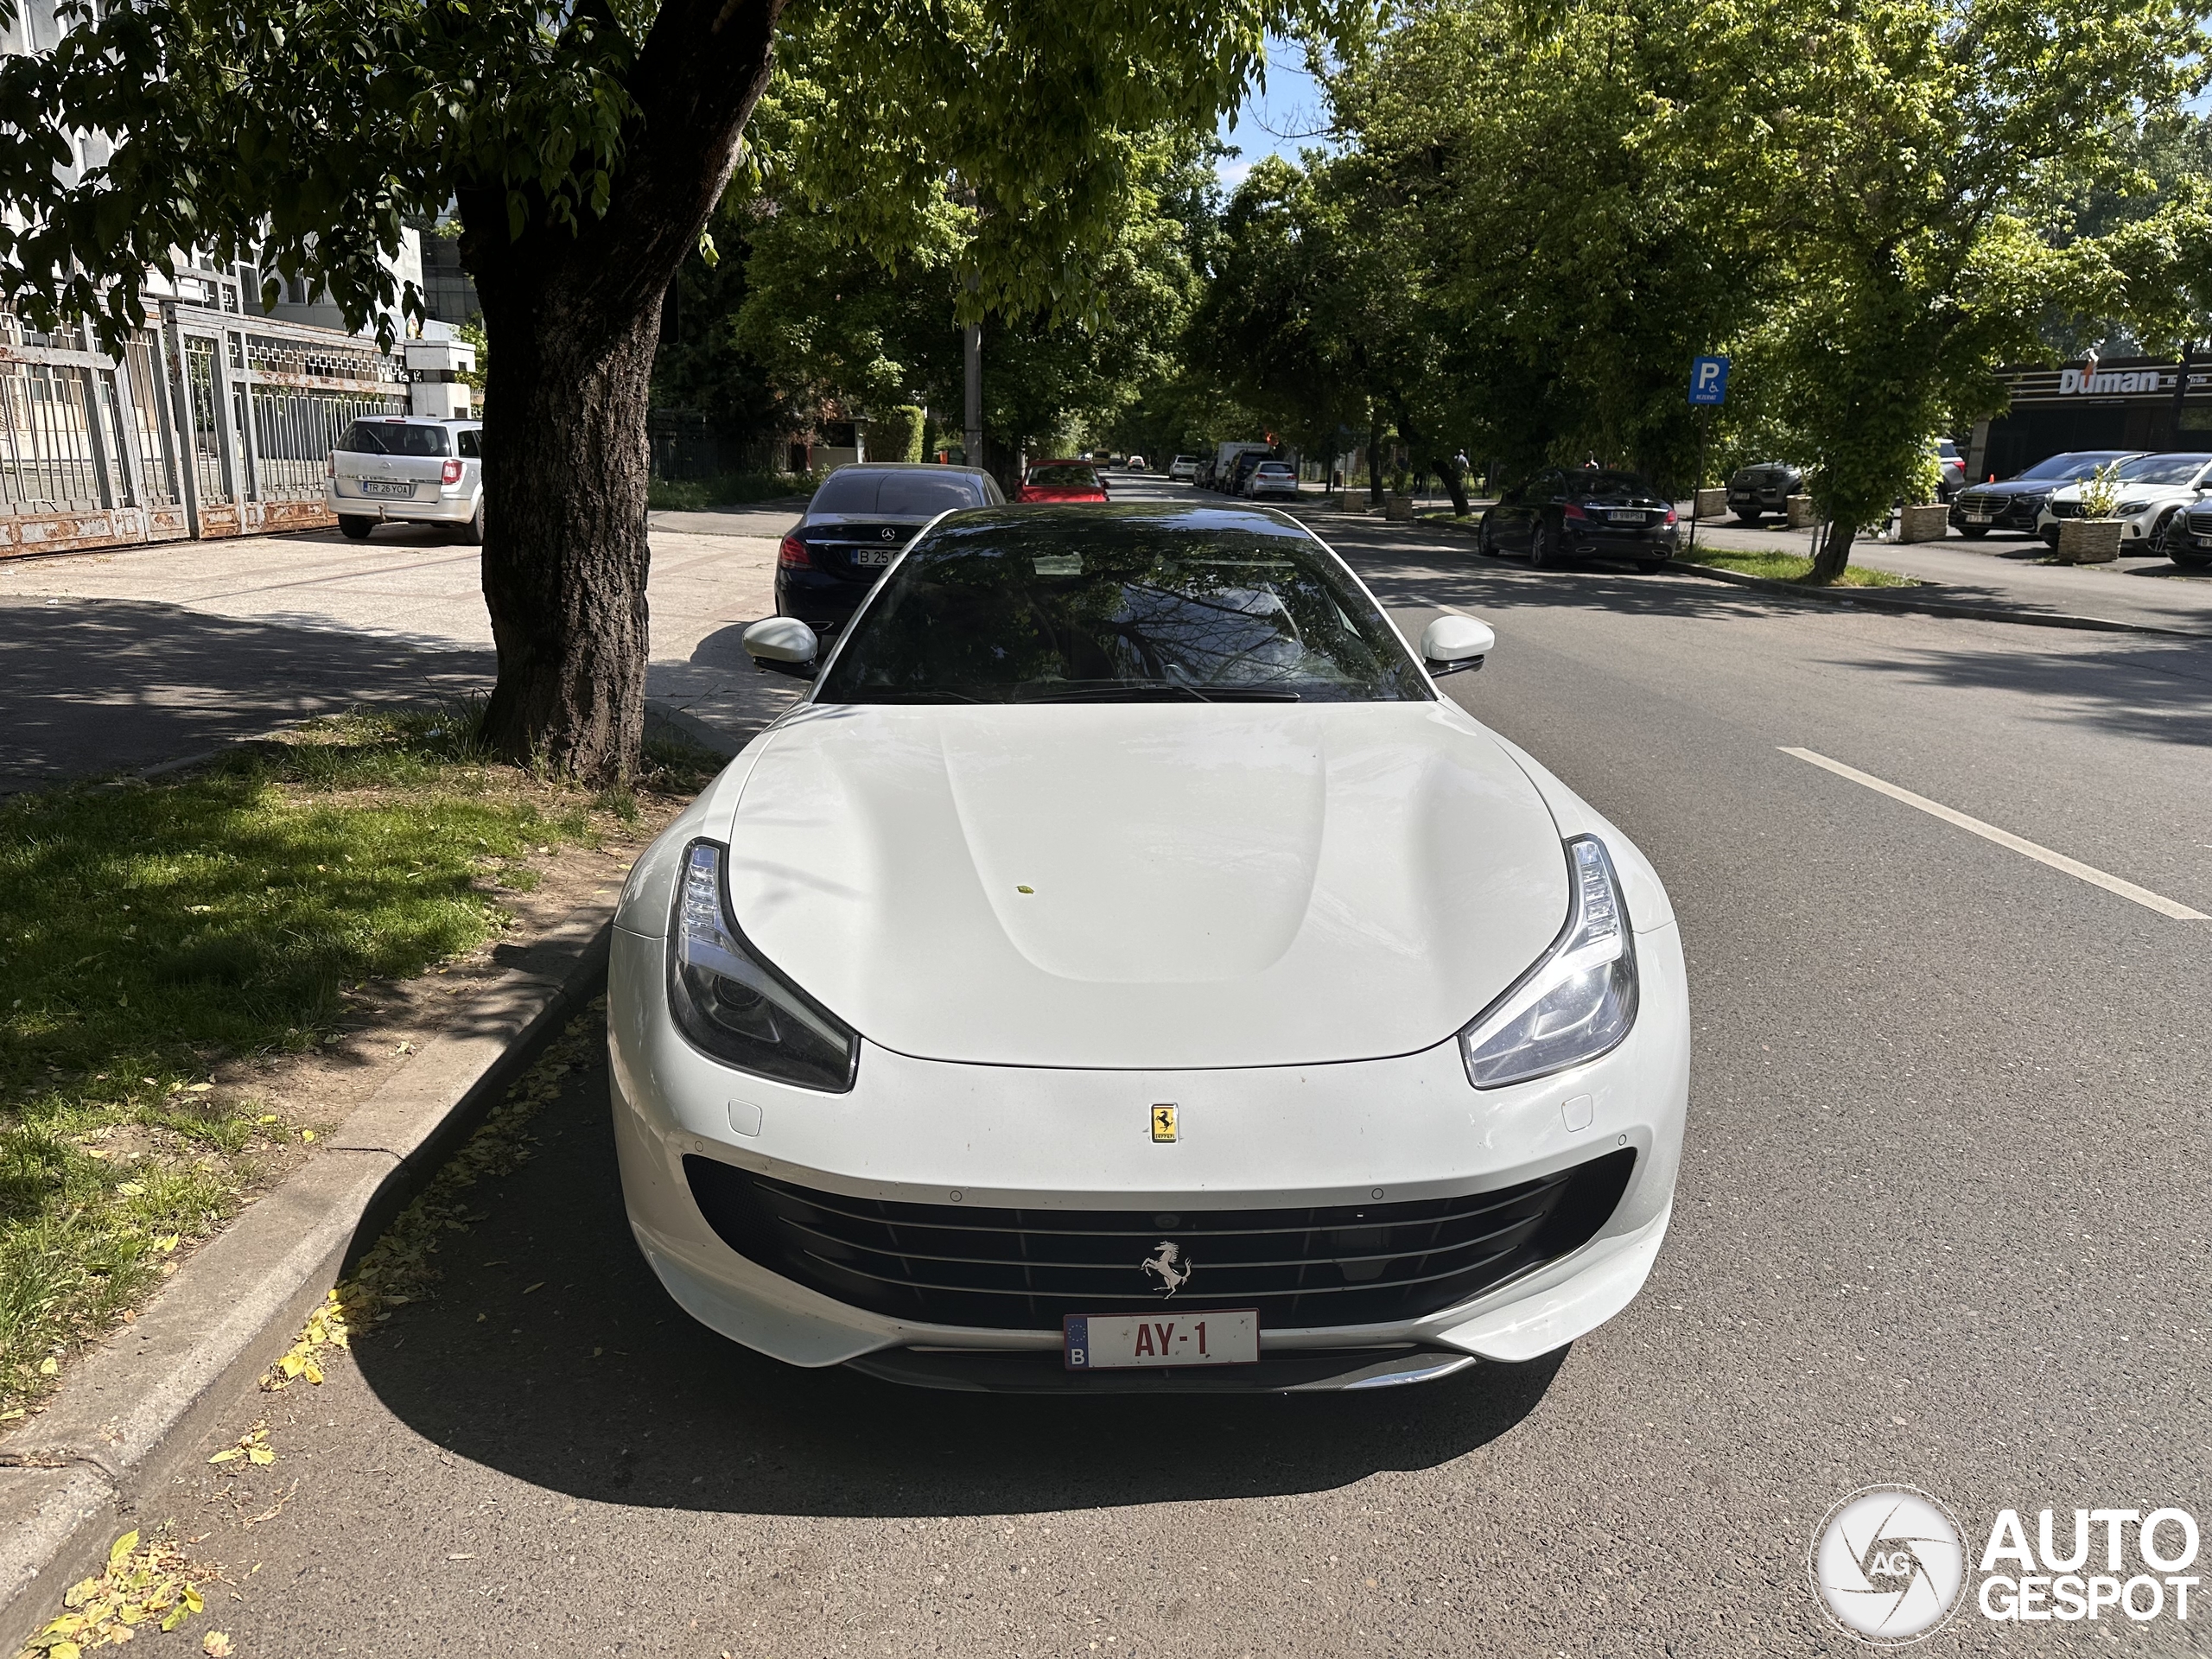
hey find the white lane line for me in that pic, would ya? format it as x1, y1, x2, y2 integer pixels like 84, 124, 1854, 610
1779, 746, 2209, 922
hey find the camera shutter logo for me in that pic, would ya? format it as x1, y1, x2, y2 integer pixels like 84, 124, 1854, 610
1810, 1486, 1967, 1643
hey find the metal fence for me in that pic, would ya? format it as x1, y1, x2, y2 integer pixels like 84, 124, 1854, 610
1, 289, 408, 554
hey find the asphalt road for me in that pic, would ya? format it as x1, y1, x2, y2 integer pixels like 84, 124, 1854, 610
95, 482, 2212, 1656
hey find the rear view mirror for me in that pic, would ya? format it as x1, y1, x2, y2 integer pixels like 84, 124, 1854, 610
742, 617, 820, 681
1421, 614, 1495, 677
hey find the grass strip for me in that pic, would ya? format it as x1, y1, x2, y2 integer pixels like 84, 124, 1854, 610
0, 709, 709, 1416
1678, 545, 1916, 588
646, 471, 817, 511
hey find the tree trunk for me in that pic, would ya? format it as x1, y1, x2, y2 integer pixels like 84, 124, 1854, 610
1366, 409, 1385, 506
454, 0, 786, 786
1808, 516, 1855, 584
1439, 458, 1469, 517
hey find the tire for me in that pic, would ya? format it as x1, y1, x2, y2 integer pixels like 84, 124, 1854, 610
2152, 509, 2181, 562
1478, 518, 1498, 557
1733, 510, 1763, 525
338, 515, 374, 540
1957, 524, 1989, 540
1529, 522, 1560, 569
457, 500, 485, 545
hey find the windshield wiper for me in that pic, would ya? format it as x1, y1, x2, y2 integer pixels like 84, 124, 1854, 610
1017, 683, 1301, 703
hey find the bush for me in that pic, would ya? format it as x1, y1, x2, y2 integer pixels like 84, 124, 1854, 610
646, 472, 818, 511
868, 405, 925, 464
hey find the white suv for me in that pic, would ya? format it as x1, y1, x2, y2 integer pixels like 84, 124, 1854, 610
328, 416, 484, 543
1167, 454, 1202, 481
2034, 450, 2212, 554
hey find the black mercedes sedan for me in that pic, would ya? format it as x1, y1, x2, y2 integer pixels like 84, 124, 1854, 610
1478, 467, 1680, 569
775, 464, 1004, 634
1948, 450, 2141, 539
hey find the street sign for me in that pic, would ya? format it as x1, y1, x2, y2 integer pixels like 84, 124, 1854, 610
1688, 356, 1730, 406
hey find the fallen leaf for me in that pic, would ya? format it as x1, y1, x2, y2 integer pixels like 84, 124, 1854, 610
300, 1130, 315, 1142
108, 1532, 139, 1567
204, 1631, 232, 1656
155, 1234, 181, 1253
117, 1182, 146, 1197
40, 1357, 59, 1376
523, 1282, 543, 1294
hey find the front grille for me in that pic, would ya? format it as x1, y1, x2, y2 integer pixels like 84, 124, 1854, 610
1955, 493, 1996, 514
683, 1150, 1636, 1332
2048, 500, 2081, 518
2186, 506, 2212, 534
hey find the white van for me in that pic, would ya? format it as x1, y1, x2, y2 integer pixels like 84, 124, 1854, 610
328, 416, 484, 542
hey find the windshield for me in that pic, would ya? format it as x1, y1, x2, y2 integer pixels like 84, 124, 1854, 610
1563, 470, 1656, 499
337, 421, 448, 457
810, 469, 981, 516
2112, 453, 2211, 486
2018, 451, 2134, 481
817, 514, 1431, 705
1027, 465, 1099, 487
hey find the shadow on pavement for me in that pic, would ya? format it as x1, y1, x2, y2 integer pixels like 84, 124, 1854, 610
0, 596, 490, 794
351, 1052, 1567, 1517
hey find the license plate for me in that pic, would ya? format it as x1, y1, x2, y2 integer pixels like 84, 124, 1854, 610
854, 546, 897, 568
1064, 1309, 1258, 1370
1607, 510, 1645, 524
359, 480, 412, 497
1963, 512, 1993, 524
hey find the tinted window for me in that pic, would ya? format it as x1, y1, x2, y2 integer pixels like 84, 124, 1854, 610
879, 474, 982, 515
818, 516, 1429, 705
455, 429, 481, 459
2113, 453, 2210, 485
808, 470, 882, 514
337, 421, 449, 457
1562, 470, 1654, 498
1027, 464, 1099, 487
2018, 450, 2134, 480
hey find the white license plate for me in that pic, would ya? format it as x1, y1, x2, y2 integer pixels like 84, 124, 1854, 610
359, 480, 412, 497
854, 546, 897, 567
1963, 512, 1993, 524
1607, 510, 1645, 524
1064, 1309, 1259, 1370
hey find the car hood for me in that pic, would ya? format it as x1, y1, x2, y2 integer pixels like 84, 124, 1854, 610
714, 702, 1570, 1070
1967, 480, 2064, 497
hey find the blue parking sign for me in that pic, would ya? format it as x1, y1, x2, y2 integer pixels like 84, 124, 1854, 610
1688, 355, 1730, 405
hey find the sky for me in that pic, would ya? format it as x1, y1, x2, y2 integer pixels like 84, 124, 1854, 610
1215, 39, 1332, 188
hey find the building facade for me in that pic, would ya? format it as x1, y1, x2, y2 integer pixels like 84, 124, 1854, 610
1970, 353, 2212, 482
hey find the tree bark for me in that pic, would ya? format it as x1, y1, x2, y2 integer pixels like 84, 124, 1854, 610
456, 0, 787, 785
1366, 407, 1385, 506
1808, 516, 1855, 583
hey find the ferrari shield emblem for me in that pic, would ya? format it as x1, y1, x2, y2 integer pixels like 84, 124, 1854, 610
1150, 1103, 1178, 1142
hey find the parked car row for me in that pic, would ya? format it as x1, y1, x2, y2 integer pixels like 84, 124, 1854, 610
1725, 440, 1964, 525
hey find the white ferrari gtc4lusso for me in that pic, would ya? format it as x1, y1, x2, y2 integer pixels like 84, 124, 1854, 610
607, 501, 1688, 1392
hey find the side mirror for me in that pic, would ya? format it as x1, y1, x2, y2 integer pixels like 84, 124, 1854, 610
1421, 613, 1495, 677
742, 616, 820, 681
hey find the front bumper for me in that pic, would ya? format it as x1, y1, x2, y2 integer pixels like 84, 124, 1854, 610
607, 918, 1689, 1389
1950, 497, 2043, 532
2034, 505, 2166, 546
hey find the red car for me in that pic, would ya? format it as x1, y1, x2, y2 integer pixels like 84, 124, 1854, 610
1017, 460, 1109, 504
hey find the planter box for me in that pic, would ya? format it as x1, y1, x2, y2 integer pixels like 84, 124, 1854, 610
1897, 503, 1950, 543
2057, 518, 2123, 563
1785, 494, 1817, 528
1383, 493, 1415, 522
1694, 487, 1729, 520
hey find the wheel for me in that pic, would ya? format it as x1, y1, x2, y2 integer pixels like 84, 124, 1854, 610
1733, 509, 1763, 525
457, 500, 485, 545
2152, 509, 2181, 562
338, 515, 373, 540
1529, 522, 1561, 568
1478, 518, 1498, 557
1957, 524, 1989, 540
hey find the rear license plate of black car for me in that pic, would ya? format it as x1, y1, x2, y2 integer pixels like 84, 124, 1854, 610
1608, 510, 1645, 524
855, 547, 896, 568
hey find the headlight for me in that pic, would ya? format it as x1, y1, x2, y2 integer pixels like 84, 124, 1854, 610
2116, 500, 2150, 516
1459, 836, 1637, 1089
668, 840, 857, 1092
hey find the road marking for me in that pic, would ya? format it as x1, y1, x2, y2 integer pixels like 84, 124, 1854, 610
1779, 747, 2208, 921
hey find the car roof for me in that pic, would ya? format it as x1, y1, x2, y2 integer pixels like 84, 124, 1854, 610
355, 414, 480, 425
923, 501, 1310, 539
831, 462, 991, 475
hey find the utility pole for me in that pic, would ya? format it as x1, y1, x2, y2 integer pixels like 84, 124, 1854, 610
963, 305, 982, 470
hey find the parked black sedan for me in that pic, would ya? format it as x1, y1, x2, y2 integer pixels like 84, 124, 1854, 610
1948, 449, 2141, 539
1478, 467, 1681, 569
775, 464, 1004, 634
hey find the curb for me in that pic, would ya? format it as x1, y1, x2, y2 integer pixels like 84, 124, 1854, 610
1664, 556, 2212, 638
0, 901, 615, 1656
1395, 512, 2212, 639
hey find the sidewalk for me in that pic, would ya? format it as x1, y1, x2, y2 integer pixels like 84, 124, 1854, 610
1679, 515, 2212, 634
0, 514, 804, 788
